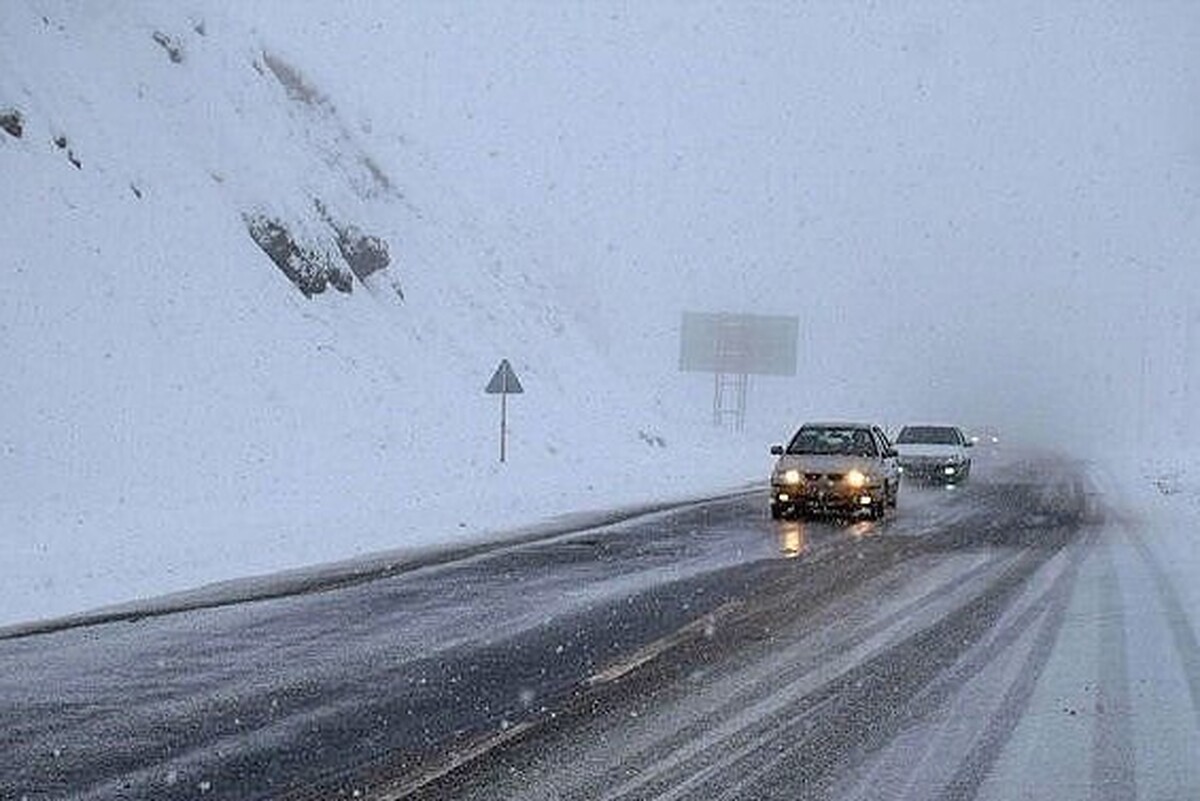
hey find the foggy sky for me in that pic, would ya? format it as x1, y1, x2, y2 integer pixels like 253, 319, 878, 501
242, 1, 1199, 449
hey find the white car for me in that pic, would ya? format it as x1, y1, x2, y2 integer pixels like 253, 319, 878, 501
894, 424, 973, 485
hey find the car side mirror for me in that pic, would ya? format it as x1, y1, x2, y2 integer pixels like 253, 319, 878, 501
886, 448, 898, 458
964, 441, 975, 448
770, 444, 784, 456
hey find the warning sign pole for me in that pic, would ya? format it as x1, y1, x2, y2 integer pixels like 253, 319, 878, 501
499, 388, 508, 463
485, 359, 524, 464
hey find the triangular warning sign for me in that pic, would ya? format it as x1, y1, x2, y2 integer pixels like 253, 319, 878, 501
485, 359, 524, 394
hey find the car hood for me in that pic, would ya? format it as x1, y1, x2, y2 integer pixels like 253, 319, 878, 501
896, 443, 966, 459
774, 454, 878, 474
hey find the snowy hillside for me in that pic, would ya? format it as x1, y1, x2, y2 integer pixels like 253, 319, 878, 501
0, 2, 757, 627
5, 1, 1198, 629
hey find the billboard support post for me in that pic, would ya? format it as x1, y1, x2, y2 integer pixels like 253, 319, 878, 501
680, 312, 798, 431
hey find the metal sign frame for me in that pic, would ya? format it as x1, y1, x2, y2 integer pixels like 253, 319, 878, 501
679, 312, 798, 430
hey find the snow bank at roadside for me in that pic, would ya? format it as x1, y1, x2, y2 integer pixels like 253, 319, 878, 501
1127, 453, 1200, 592
1090, 453, 1200, 642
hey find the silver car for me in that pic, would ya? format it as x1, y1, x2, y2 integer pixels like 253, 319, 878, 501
894, 424, 973, 485
769, 422, 900, 520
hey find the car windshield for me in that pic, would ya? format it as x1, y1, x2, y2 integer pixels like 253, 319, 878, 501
896, 426, 962, 445
787, 427, 877, 456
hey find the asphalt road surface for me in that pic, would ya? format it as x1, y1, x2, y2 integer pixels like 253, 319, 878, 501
2, 450, 1160, 801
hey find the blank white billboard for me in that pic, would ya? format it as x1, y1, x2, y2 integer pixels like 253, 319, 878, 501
679, 312, 798, 376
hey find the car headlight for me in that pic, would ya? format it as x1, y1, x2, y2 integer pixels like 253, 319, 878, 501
780, 469, 802, 485
846, 469, 868, 488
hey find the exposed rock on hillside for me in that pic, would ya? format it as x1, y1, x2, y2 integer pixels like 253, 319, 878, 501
314, 200, 404, 300
151, 31, 184, 64
262, 52, 329, 111
334, 226, 389, 282
338, 225, 404, 300
51, 132, 80, 167
0, 108, 22, 138
245, 213, 352, 297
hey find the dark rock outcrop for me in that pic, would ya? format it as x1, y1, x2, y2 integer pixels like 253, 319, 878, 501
245, 214, 352, 298
335, 226, 389, 282
0, 109, 22, 139
152, 31, 184, 64
262, 53, 327, 109
313, 200, 404, 300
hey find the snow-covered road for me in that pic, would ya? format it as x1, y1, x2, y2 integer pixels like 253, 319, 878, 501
2, 450, 1197, 800
408, 453, 1200, 801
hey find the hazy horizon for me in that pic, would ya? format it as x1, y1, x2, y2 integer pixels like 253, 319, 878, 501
236, 0, 1200, 449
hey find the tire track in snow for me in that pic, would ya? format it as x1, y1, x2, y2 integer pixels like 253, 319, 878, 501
926, 476, 1132, 801
596, 552, 1024, 801
607, 531, 1084, 800
906, 528, 1094, 801
1089, 536, 1137, 801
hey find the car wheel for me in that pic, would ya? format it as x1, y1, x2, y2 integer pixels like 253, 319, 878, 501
887, 480, 898, 508
770, 504, 784, 521
869, 499, 885, 521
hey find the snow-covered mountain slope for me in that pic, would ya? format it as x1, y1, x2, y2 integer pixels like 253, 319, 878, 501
0, 2, 757, 626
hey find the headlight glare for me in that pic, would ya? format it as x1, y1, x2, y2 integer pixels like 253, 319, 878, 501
782, 469, 802, 485
846, 469, 868, 488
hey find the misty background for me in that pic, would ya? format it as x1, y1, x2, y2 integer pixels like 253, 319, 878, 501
247, 0, 1200, 449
